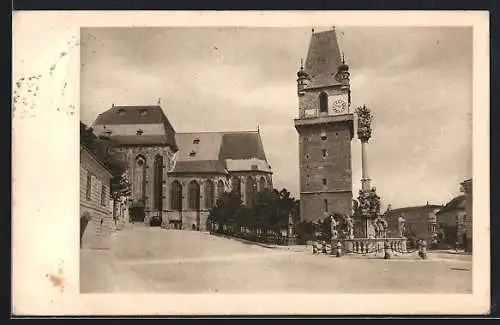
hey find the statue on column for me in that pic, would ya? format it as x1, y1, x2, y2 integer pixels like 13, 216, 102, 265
398, 215, 406, 238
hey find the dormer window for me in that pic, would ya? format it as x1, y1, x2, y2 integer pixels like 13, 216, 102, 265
139, 109, 148, 116
136, 129, 144, 136
189, 150, 196, 157
117, 108, 126, 116
193, 138, 200, 144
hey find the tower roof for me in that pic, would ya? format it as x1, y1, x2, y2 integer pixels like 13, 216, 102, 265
304, 29, 343, 88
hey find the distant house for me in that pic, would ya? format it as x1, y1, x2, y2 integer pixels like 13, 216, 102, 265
80, 145, 115, 249
437, 187, 471, 251
383, 203, 443, 244
461, 178, 473, 252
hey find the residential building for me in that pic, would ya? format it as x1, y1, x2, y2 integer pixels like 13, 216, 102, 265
80, 145, 115, 249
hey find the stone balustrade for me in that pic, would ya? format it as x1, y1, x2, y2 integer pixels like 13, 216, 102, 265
342, 237, 407, 255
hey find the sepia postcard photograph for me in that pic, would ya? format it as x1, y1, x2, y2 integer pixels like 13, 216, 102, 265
12, 11, 490, 316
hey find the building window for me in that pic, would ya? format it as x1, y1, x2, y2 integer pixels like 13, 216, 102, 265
193, 138, 200, 144
205, 180, 214, 209
246, 177, 257, 208
321, 135, 327, 141
322, 149, 327, 158
117, 108, 126, 116
322, 178, 327, 186
319, 92, 328, 113
154, 155, 163, 211
217, 179, 225, 199
170, 181, 182, 211
259, 177, 266, 192
305, 153, 310, 159
323, 199, 328, 212
188, 180, 201, 210
232, 177, 241, 197
136, 129, 144, 136
101, 184, 106, 206
86, 171, 92, 200
189, 150, 196, 157
139, 109, 148, 116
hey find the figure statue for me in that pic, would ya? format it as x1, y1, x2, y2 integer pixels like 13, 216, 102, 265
398, 215, 406, 238
344, 213, 354, 239
330, 215, 338, 240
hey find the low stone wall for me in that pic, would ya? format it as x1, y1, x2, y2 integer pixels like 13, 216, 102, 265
341, 237, 408, 255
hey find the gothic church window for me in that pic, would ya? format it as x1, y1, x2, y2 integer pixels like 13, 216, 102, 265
319, 92, 328, 113
323, 199, 328, 212
259, 177, 266, 192
205, 180, 214, 209
217, 180, 225, 199
134, 155, 147, 202
170, 181, 182, 211
154, 155, 163, 211
188, 180, 201, 210
246, 177, 257, 207
232, 177, 241, 197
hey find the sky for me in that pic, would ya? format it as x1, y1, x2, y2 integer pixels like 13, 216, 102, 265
80, 26, 472, 210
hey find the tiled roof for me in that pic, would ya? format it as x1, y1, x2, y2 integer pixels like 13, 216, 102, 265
95, 105, 169, 125
384, 204, 444, 216
304, 29, 343, 88
108, 135, 173, 146
436, 195, 466, 214
169, 160, 228, 174
171, 131, 272, 174
93, 105, 177, 149
219, 132, 267, 161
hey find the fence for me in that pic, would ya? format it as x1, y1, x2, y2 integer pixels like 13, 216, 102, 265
208, 222, 297, 246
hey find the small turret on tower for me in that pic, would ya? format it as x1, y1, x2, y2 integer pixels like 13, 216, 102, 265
297, 58, 309, 96
335, 53, 350, 87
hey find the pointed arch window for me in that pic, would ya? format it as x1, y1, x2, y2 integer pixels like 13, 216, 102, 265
245, 177, 257, 207
154, 155, 163, 211
188, 180, 201, 210
170, 181, 182, 211
205, 180, 214, 209
259, 177, 266, 192
319, 92, 328, 113
217, 179, 225, 199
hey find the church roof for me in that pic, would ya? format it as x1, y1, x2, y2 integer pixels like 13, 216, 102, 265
304, 29, 343, 89
92, 105, 177, 149
169, 131, 272, 174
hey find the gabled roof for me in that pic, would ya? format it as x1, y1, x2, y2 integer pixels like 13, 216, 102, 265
437, 195, 466, 214
94, 105, 170, 125
384, 204, 444, 216
219, 132, 267, 161
304, 29, 343, 89
92, 105, 177, 149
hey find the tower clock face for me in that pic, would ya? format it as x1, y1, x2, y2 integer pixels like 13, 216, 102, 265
332, 98, 348, 114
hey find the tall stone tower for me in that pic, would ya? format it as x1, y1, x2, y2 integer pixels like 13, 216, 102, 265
294, 28, 354, 222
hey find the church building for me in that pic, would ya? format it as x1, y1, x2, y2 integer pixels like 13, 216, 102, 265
91, 105, 273, 231
294, 28, 354, 222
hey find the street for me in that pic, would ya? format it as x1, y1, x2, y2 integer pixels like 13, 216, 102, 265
80, 224, 472, 294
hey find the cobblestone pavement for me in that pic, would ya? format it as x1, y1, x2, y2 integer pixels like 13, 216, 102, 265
80, 225, 472, 294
